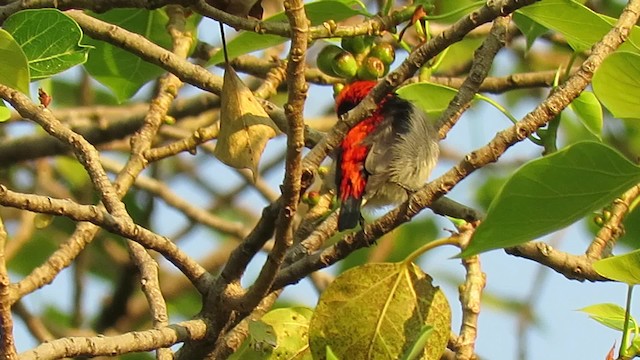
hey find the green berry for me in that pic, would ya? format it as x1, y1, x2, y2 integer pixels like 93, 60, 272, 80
341, 36, 374, 55
332, 51, 358, 79
369, 43, 396, 66
357, 56, 386, 80
317, 45, 344, 77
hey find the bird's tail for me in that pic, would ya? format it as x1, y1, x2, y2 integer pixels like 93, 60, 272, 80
338, 196, 362, 231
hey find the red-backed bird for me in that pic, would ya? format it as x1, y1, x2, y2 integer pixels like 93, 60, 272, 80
334, 80, 439, 231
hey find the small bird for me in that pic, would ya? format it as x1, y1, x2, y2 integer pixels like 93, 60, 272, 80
334, 80, 440, 231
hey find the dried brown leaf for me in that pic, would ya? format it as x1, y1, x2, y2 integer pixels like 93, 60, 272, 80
214, 65, 278, 182
605, 342, 615, 360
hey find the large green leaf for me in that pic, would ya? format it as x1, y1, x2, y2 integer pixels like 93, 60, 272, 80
594, 250, 640, 285
516, 0, 613, 52
462, 142, 640, 257
83, 9, 173, 102
0, 29, 30, 94
3, 9, 91, 80
592, 52, 640, 120
397, 82, 517, 124
208, 0, 370, 65
516, 0, 640, 54
309, 262, 450, 360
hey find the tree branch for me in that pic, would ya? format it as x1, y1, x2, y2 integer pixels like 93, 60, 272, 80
586, 184, 640, 259
0, 187, 209, 300
455, 224, 486, 359
0, 85, 127, 218
233, 0, 309, 312
0, 214, 17, 360
19, 320, 208, 360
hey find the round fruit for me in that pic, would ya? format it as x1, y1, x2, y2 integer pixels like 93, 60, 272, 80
332, 51, 358, 79
369, 43, 396, 66
357, 56, 386, 80
341, 35, 374, 55
317, 44, 344, 77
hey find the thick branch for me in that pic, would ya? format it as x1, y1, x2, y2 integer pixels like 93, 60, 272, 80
19, 320, 207, 360
0, 215, 16, 360
505, 242, 607, 281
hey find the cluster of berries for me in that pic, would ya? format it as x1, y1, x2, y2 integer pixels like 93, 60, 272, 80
317, 36, 396, 81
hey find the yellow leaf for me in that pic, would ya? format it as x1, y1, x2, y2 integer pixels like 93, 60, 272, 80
214, 65, 279, 182
309, 262, 451, 360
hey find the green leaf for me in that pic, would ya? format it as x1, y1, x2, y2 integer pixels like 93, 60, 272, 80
229, 307, 313, 359
516, 0, 617, 52
462, 142, 640, 257
512, 12, 548, 50
517, 0, 640, 53
398, 82, 518, 124
431, 37, 484, 75
0, 101, 11, 122
8, 221, 67, 275
3, 9, 91, 80
592, 52, 640, 120
620, 207, 640, 249
208, 0, 369, 65
594, 250, 640, 284
83, 9, 173, 102
309, 262, 451, 360
0, 29, 30, 94
56, 156, 90, 188
579, 303, 635, 331
50, 79, 118, 106
569, 91, 603, 138
396, 82, 459, 116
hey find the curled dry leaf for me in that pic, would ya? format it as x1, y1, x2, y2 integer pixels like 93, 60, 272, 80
214, 65, 279, 182
206, 0, 264, 19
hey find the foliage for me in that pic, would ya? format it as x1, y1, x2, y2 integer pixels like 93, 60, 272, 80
0, 0, 639, 360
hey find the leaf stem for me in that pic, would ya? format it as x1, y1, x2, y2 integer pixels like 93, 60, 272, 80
620, 285, 634, 357
402, 236, 459, 265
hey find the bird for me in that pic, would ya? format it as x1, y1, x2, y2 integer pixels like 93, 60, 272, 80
334, 80, 440, 231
